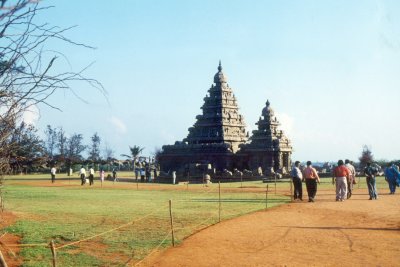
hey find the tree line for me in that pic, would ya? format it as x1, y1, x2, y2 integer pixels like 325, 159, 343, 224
5, 123, 118, 174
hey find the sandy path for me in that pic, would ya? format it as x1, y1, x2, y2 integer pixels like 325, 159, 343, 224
146, 187, 400, 267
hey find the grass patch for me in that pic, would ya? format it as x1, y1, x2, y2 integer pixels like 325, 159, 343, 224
2, 174, 388, 266
9, 173, 382, 265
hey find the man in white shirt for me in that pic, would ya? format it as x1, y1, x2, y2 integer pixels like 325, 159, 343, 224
89, 166, 95, 186
290, 161, 303, 201
80, 166, 86, 185
345, 159, 356, 199
50, 166, 56, 183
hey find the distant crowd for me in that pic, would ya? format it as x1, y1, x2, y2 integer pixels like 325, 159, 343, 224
291, 160, 400, 202
49, 160, 158, 186
48, 159, 400, 199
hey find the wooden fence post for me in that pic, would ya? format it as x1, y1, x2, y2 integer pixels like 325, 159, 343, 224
240, 173, 243, 189
290, 179, 293, 201
50, 240, 56, 267
0, 194, 4, 212
218, 181, 221, 223
274, 175, 277, 195
265, 184, 269, 209
169, 200, 175, 247
0, 249, 8, 267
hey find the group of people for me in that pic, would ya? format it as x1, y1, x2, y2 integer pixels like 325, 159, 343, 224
80, 166, 118, 185
291, 160, 400, 202
291, 161, 321, 202
79, 166, 96, 185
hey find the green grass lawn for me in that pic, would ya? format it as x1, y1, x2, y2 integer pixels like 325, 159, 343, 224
2, 174, 292, 267
1, 173, 388, 266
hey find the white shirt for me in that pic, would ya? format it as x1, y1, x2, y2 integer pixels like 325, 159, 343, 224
291, 166, 303, 179
80, 168, 86, 177
51, 167, 56, 175
345, 163, 356, 177
89, 168, 94, 175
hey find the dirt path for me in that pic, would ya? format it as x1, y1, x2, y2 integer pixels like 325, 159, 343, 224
146, 187, 400, 267
0, 212, 22, 267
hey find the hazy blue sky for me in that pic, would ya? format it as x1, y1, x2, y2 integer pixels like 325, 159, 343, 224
25, 0, 400, 162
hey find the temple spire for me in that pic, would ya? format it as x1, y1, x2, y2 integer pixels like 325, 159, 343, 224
214, 60, 227, 84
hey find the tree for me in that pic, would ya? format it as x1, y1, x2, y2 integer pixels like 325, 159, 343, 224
0, 1, 104, 176
88, 133, 101, 162
44, 125, 58, 158
121, 146, 144, 170
57, 127, 67, 160
359, 145, 374, 169
66, 133, 87, 163
9, 122, 45, 174
121, 146, 144, 160
103, 143, 115, 160
102, 143, 115, 171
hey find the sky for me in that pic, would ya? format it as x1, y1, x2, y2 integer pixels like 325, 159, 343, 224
23, 0, 400, 162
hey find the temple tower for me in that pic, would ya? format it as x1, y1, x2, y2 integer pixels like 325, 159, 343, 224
158, 63, 293, 177
239, 100, 292, 173
184, 61, 247, 152
159, 62, 248, 172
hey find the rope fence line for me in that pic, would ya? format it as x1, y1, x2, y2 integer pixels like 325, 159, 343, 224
128, 180, 289, 265
132, 230, 172, 267
174, 210, 220, 233
56, 204, 168, 250
0, 243, 49, 248
0, 180, 293, 266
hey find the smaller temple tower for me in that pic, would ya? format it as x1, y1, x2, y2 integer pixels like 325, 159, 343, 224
239, 100, 292, 174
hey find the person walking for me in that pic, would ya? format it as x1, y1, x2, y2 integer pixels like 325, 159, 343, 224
302, 161, 320, 202
99, 168, 105, 185
112, 167, 118, 182
333, 160, 350, 201
384, 163, 400, 194
140, 168, 145, 183
79, 166, 86, 185
345, 159, 356, 199
290, 161, 303, 201
89, 166, 95, 186
50, 166, 56, 183
364, 162, 378, 200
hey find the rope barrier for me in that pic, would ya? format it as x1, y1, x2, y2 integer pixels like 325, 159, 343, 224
174, 209, 219, 233
132, 230, 172, 267
0, 243, 49, 248
55, 204, 168, 250
175, 186, 219, 203
1, 181, 273, 265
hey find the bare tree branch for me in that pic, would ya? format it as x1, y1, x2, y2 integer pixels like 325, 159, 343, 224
0, 0, 105, 178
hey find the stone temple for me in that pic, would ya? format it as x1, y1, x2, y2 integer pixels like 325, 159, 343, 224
158, 62, 292, 176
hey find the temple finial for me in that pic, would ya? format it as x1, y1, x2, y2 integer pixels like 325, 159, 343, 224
266, 100, 270, 106
218, 60, 222, 71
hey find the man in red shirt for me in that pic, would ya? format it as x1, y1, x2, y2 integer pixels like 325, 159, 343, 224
332, 160, 350, 201
302, 161, 320, 202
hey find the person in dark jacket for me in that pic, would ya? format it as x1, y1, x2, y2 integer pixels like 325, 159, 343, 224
364, 162, 378, 200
